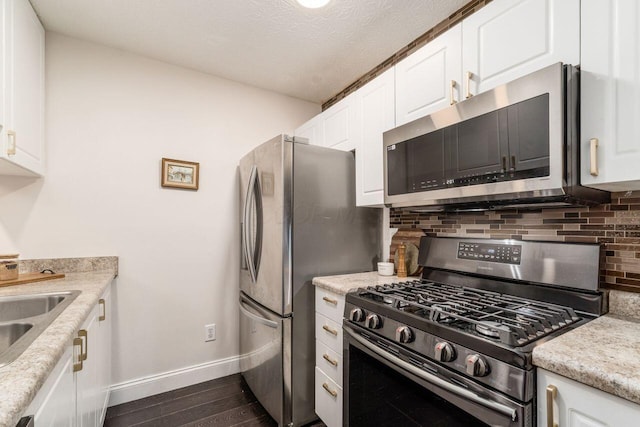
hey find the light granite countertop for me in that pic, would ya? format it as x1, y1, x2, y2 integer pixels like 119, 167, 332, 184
0, 269, 116, 427
533, 289, 640, 405
313, 272, 640, 406
312, 271, 419, 295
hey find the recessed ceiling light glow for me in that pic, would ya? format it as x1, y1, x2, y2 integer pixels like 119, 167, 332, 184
297, 0, 331, 8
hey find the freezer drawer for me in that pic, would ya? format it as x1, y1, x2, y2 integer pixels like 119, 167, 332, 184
239, 293, 289, 426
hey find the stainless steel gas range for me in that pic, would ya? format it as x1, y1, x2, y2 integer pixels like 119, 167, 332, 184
343, 237, 607, 427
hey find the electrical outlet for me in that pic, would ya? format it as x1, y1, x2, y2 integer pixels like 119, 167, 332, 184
205, 324, 216, 342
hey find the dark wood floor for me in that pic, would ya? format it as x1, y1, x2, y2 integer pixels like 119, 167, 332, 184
104, 373, 326, 427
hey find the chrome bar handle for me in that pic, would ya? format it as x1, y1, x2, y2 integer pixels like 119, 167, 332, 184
450, 80, 457, 105
590, 138, 599, 176
465, 71, 474, 99
546, 385, 558, 427
243, 166, 258, 283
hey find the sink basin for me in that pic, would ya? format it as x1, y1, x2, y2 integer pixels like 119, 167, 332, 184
0, 291, 80, 368
0, 294, 67, 322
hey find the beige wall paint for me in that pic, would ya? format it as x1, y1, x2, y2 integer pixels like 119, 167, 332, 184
0, 33, 319, 398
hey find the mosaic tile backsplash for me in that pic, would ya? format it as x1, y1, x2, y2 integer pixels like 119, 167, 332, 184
390, 191, 640, 293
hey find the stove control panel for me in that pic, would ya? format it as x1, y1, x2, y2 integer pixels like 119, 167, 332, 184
457, 242, 522, 265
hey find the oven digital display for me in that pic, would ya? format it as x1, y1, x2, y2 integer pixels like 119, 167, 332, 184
457, 242, 521, 265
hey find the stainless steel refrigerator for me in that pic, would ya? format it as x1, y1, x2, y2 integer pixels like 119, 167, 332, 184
239, 134, 381, 427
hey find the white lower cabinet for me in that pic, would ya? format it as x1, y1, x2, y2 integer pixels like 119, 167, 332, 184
315, 288, 346, 427
26, 286, 112, 427
537, 369, 640, 427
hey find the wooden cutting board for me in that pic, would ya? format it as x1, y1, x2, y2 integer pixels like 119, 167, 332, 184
0, 272, 66, 288
390, 228, 426, 276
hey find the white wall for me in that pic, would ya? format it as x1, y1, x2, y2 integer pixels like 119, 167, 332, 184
0, 33, 320, 402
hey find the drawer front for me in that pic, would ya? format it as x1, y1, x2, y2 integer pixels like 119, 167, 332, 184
315, 367, 343, 427
315, 312, 343, 353
315, 288, 345, 322
315, 339, 343, 386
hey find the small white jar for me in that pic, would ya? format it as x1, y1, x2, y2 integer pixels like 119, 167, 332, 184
377, 262, 394, 276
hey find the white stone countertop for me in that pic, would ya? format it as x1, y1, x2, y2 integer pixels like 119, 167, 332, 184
0, 270, 116, 427
533, 289, 640, 405
313, 272, 640, 406
312, 271, 420, 295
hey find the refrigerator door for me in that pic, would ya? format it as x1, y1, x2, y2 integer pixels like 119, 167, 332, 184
239, 135, 292, 315
239, 292, 291, 427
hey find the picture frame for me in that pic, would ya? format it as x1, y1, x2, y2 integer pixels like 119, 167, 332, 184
161, 158, 200, 190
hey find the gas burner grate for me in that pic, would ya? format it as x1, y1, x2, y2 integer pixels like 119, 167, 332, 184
359, 280, 580, 347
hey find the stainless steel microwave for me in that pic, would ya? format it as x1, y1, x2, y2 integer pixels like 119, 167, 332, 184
383, 63, 609, 210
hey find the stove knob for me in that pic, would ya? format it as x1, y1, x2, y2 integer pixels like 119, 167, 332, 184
434, 341, 456, 362
465, 354, 490, 377
395, 326, 413, 343
364, 314, 382, 329
349, 308, 365, 322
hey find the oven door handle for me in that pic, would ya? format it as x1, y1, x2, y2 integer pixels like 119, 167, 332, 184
345, 327, 518, 422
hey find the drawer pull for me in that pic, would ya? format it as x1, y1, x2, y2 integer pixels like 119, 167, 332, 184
546, 385, 558, 427
465, 71, 474, 99
322, 382, 338, 398
590, 138, 599, 176
322, 325, 338, 336
322, 296, 338, 305
450, 80, 457, 105
322, 353, 338, 366
73, 337, 83, 372
99, 298, 106, 321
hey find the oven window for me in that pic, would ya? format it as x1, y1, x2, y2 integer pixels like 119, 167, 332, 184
347, 345, 489, 427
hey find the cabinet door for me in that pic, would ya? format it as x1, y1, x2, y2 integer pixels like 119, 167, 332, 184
395, 24, 462, 126
321, 94, 357, 151
355, 68, 395, 207
96, 287, 112, 426
581, 0, 640, 191
294, 113, 324, 147
76, 306, 100, 427
537, 369, 640, 427
0, 0, 45, 176
462, 0, 579, 97
32, 346, 76, 427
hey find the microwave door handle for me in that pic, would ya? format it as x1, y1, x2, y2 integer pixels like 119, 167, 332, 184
344, 327, 519, 422
243, 165, 258, 283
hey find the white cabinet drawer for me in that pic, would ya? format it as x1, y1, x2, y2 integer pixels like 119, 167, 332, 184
315, 288, 345, 322
315, 367, 342, 427
315, 312, 343, 353
315, 340, 343, 386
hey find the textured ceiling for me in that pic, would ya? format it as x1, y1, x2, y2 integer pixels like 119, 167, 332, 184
30, 0, 468, 103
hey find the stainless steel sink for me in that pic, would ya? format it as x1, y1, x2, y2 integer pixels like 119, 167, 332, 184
0, 291, 81, 368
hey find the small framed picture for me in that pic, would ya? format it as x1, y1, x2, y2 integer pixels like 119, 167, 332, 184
161, 158, 199, 190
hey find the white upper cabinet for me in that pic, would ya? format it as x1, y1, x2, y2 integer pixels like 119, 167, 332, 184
294, 113, 325, 147
0, 0, 45, 176
462, 0, 579, 97
395, 24, 462, 126
321, 94, 358, 152
581, 0, 640, 191
355, 68, 395, 207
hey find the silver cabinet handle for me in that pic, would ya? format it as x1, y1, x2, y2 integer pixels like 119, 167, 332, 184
546, 385, 558, 427
7, 131, 16, 156
322, 296, 338, 305
344, 327, 518, 421
590, 138, 599, 176
465, 71, 473, 99
322, 325, 338, 336
239, 300, 278, 329
322, 382, 338, 398
322, 353, 338, 366
450, 80, 457, 105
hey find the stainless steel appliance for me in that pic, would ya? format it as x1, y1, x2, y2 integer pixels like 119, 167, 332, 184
343, 236, 606, 427
383, 63, 610, 210
239, 134, 381, 427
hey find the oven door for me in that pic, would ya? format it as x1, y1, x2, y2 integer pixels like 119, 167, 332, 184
343, 325, 531, 427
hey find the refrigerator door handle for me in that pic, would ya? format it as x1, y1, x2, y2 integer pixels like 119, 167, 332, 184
243, 165, 262, 283
239, 299, 279, 329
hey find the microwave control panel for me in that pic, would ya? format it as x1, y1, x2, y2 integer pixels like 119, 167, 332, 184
457, 242, 522, 265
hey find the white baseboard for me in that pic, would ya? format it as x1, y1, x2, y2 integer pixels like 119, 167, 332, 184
108, 355, 240, 406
